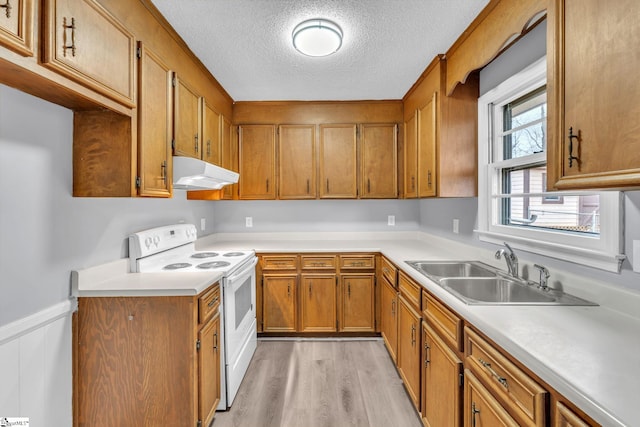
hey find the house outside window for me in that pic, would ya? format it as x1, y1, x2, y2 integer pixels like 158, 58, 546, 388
477, 58, 624, 272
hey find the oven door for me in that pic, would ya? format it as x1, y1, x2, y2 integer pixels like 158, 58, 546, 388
221, 256, 258, 408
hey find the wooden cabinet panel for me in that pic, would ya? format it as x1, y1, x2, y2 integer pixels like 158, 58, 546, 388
554, 402, 591, 427
221, 116, 237, 199
397, 295, 421, 409
300, 255, 337, 270
261, 255, 298, 270
198, 313, 220, 427
137, 42, 172, 198
202, 100, 222, 165
464, 369, 519, 427
319, 124, 358, 198
548, 0, 640, 189
418, 94, 437, 197
173, 76, 201, 158
381, 256, 397, 286
0, 0, 33, 56
360, 123, 398, 198
339, 273, 375, 332
422, 323, 463, 427
423, 292, 463, 352
399, 271, 421, 311
262, 274, 297, 332
278, 124, 316, 199
300, 275, 337, 332
404, 111, 418, 198
239, 124, 276, 199
42, 0, 135, 106
340, 254, 376, 270
381, 276, 399, 363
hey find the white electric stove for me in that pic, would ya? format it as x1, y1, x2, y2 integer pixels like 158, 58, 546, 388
129, 224, 257, 411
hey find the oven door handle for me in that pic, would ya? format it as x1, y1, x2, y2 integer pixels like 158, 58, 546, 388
226, 256, 258, 283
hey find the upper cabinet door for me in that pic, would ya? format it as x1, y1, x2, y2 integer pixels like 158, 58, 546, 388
173, 75, 201, 158
0, 0, 34, 56
137, 42, 172, 198
404, 111, 418, 198
239, 124, 276, 199
319, 124, 357, 199
360, 123, 398, 199
418, 94, 437, 198
220, 116, 237, 200
278, 124, 316, 199
42, 0, 135, 107
202, 100, 222, 165
548, 0, 640, 190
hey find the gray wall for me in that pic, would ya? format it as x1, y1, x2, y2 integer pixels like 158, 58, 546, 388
0, 85, 216, 326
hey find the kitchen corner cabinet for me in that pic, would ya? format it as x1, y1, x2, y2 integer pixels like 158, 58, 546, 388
403, 55, 478, 198
339, 273, 376, 332
173, 75, 201, 158
75, 283, 221, 427
278, 124, 317, 199
239, 124, 277, 199
0, 0, 34, 56
42, 0, 136, 107
137, 42, 172, 197
547, 0, 640, 190
319, 124, 358, 198
397, 292, 422, 410
360, 123, 398, 198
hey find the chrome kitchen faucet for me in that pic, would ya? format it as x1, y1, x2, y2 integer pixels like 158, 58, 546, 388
495, 242, 519, 278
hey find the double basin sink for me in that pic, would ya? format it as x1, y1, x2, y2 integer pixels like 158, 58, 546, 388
405, 261, 597, 306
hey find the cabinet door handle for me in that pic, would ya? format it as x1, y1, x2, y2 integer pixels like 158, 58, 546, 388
287, 283, 291, 298
62, 17, 76, 57
307, 179, 310, 194
568, 126, 580, 168
347, 282, 351, 298
411, 324, 416, 346
213, 332, 218, 351
391, 299, 395, 316
266, 178, 269, 193
207, 139, 211, 156
1, 0, 11, 18
367, 178, 371, 193
427, 170, 432, 187
194, 134, 199, 153
326, 179, 330, 193
411, 176, 415, 191
471, 402, 480, 427
160, 161, 167, 182
424, 343, 430, 366
309, 281, 312, 298
478, 358, 509, 389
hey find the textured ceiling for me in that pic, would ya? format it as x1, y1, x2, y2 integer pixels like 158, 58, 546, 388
151, 0, 490, 101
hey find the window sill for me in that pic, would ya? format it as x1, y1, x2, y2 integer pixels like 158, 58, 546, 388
475, 229, 625, 273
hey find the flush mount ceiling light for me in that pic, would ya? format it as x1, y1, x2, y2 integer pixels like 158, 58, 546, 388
292, 18, 343, 57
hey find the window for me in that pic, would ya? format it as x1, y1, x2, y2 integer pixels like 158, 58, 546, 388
477, 58, 624, 272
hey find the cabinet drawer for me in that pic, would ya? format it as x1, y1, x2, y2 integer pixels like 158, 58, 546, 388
198, 283, 220, 324
261, 255, 298, 270
465, 327, 547, 427
301, 255, 337, 270
340, 254, 375, 269
381, 256, 397, 286
398, 271, 421, 311
423, 292, 463, 352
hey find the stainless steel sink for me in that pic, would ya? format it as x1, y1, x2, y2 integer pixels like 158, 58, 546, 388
405, 260, 497, 280
405, 260, 597, 306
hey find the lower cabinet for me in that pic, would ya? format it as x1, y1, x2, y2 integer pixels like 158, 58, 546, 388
397, 294, 422, 410
74, 282, 221, 427
422, 322, 463, 427
380, 275, 399, 362
554, 402, 591, 427
464, 369, 519, 427
262, 273, 297, 333
339, 273, 376, 332
300, 274, 337, 332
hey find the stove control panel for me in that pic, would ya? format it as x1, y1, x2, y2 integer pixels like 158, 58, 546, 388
129, 223, 198, 260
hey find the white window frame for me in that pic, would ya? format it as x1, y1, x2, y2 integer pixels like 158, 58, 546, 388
476, 57, 625, 273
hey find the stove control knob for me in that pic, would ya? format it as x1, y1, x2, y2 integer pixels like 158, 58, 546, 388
144, 237, 152, 249
153, 235, 160, 247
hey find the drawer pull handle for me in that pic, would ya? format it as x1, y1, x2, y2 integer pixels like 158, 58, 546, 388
479, 358, 508, 389
62, 17, 76, 57
207, 296, 219, 307
1, 0, 11, 18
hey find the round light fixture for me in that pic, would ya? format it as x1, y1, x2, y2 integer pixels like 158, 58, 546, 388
292, 18, 343, 57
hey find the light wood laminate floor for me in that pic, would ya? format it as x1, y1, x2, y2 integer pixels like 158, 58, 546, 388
213, 339, 423, 427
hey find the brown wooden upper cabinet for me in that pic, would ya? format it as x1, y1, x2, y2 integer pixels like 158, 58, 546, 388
202, 99, 222, 166
239, 124, 277, 199
173, 75, 201, 158
42, 0, 135, 107
0, 0, 33, 56
137, 42, 172, 198
221, 116, 238, 199
278, 124, 316, 199
547, 0, 640, 190
360, 123, 398, 198
319, 124, 358, 198
403, 55, 478, 198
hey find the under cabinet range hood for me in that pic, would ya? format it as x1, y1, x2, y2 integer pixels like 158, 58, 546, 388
172, 156, 239, 190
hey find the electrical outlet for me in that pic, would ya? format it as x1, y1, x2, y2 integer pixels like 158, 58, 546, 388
245, 217, 253, 228
453, 218, 460, 234
200, 218, 206, 231
388, 215, 395, 226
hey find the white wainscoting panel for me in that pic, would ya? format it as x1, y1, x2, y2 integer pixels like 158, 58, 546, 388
0, 300, 74, 426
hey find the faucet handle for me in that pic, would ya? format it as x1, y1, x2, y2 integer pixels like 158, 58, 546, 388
533, 264, 550, 290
